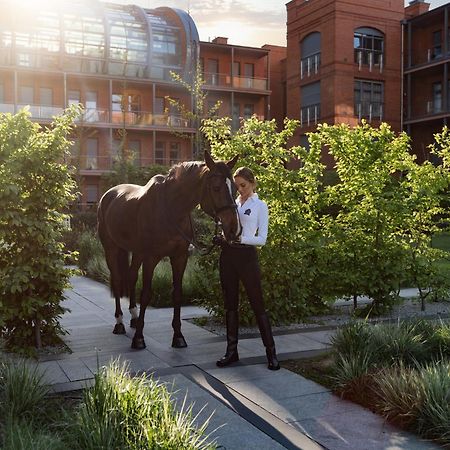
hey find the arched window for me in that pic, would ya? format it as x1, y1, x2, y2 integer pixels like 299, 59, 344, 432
354, 27, 384, 69
300, 32, 321, 79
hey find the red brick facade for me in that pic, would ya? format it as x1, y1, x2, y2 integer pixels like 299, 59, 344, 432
285, 0, 404, 165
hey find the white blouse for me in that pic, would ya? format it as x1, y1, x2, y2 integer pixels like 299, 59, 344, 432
236, 193, 268, 246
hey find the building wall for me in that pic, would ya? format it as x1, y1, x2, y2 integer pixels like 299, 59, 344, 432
404, 2, 450, 159
286, 0, 404, 165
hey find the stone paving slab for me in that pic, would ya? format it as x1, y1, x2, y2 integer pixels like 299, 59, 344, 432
293, 409, 440, 450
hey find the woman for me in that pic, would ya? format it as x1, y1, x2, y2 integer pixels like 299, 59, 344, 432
214, 167, 280, 370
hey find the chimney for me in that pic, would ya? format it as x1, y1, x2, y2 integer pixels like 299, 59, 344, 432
405, 0, 430, 19
212, 37, 228, 45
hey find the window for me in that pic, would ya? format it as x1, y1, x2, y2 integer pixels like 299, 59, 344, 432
154, 96, 165, 114
40, 87, 53, 106
301, 32, 321, 78
155, 141, 165, 165
207, 59, 219, 85
354, 80, 383, 121
154, 97, 166, 125
117, 94, 140, 113
354, 27, 384, 68
19, 86, 34, 104
169, 142, 180, 165
300, 81, 320, 126
85, 91, 98, 122
86, 184, 98, 204
233, 61, 240, 76
432, 30, 442, 59
243, 104, 254, 119
244, 63, 254, 88
0, 82, 4, 103
68, 90, 81, 106
86, 138, 98, 169
431, 82, 442, 113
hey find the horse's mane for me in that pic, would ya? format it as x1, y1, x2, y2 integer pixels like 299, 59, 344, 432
166, 160, 208, 182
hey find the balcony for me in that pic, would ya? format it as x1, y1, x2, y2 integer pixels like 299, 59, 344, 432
300, 53, 320, 79
73, 154, 179, 174
0, 103, 192, 129
355, 50, 383, 73
404, 99, 450, 124
16, 104, 64, 119
355, 102, 383, 122
407, 47, 449, 71
203, 72, 268, 91
300, 104, 320, 127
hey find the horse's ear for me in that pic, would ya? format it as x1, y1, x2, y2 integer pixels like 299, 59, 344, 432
204, 150, 216, 170
226, 155, 239, 170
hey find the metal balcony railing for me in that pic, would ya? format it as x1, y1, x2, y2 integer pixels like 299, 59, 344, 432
300, 53, 320, 79
355, 50, 383, 73
203, 72, 268, 90
16, 104, 64, 119
0, 103, 191, 128
300, 104, 320, 127
71, 154, 182, 172
355, 102, 383, 122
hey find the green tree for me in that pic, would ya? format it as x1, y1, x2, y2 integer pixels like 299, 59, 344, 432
167, 61, 221, 159
317, 122, 450, 313
199, 116, 330, 324
0, 106, 80, 354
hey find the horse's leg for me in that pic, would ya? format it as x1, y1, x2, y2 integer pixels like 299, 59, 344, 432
131, 255, 159, 350
170, 251, 189, 348
100, 234, 128, 335
128, 253, 142, 328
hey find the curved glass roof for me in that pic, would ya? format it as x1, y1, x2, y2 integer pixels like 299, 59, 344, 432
0, 0, 199, 81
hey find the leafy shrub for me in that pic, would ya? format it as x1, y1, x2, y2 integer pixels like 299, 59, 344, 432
0, 107, 80, 354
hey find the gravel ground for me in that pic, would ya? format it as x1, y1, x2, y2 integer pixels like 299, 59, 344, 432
193, 293, 450, 337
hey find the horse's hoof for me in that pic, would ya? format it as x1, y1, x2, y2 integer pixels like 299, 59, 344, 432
113, 323, 126, 335
172, 336, 187, 348
131, 337, 146, 350
130, 318, 138, 329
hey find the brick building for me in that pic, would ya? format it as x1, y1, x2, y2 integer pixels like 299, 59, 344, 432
0, 0, 277, 205
285, 0, 404, 166
403, 0, 450, 161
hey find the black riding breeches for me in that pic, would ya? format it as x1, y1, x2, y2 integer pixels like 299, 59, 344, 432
219, 244, 266, 316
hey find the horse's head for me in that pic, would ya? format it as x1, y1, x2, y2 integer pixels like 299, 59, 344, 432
201, 151, 241, 242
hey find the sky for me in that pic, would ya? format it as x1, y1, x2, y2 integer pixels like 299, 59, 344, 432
104, 0, 450, 48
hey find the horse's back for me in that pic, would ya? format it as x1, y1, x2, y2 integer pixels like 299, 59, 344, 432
98, 177, 165, 252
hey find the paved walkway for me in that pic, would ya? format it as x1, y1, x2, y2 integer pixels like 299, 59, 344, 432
29, 276, 440, 449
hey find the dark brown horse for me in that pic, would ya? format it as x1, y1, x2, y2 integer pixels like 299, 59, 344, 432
97, 151, 239, 350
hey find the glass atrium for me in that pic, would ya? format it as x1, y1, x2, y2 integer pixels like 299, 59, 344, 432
0, 0, 199, 80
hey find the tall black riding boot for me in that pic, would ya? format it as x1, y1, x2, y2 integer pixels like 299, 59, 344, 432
216, 310, 239, 367
256, 313, 280, 370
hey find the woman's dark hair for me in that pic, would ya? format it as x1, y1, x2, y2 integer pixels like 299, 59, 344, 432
233, 167, 255, 184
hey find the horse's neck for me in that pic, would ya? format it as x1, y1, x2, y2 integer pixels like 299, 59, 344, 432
166, 174, 204, 218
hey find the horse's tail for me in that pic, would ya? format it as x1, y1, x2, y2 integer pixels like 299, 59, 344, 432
110, 248, 130, 299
